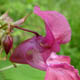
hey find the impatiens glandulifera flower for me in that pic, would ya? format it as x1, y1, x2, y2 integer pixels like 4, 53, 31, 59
10, 6, 80, 80
2, 34, 13, 55
10, 6, 71, 68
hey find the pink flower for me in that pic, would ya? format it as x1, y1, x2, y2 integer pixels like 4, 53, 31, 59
10, 6, 80, 80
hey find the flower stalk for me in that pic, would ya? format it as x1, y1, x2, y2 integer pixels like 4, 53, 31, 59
14, 25, 39, 36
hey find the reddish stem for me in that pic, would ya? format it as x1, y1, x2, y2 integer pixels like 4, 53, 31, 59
14, 26, 39, 36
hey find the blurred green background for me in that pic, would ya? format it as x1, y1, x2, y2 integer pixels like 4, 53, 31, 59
0, 0, 80, 80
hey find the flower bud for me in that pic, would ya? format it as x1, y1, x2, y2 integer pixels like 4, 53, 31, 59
2, 35, 13, 55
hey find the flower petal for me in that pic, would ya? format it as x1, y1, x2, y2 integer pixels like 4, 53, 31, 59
42, 24, 60, 52
10, 36, 49, 70
45, 64, 80, 80
34, 6, 71, 44
46, 53, 71, 66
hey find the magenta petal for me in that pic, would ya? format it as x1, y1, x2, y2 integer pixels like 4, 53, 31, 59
42, 24, 60, 52
10, 36, 48, 70
45, 64, 80, 80
34, 6, 71, 44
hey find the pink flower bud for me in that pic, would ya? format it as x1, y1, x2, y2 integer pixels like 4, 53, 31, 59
2, 35, 13, 55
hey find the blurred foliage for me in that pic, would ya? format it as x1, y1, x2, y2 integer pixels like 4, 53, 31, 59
0, 0, 80, 80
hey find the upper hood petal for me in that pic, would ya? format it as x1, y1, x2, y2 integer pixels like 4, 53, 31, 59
34, 6, 71, 44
